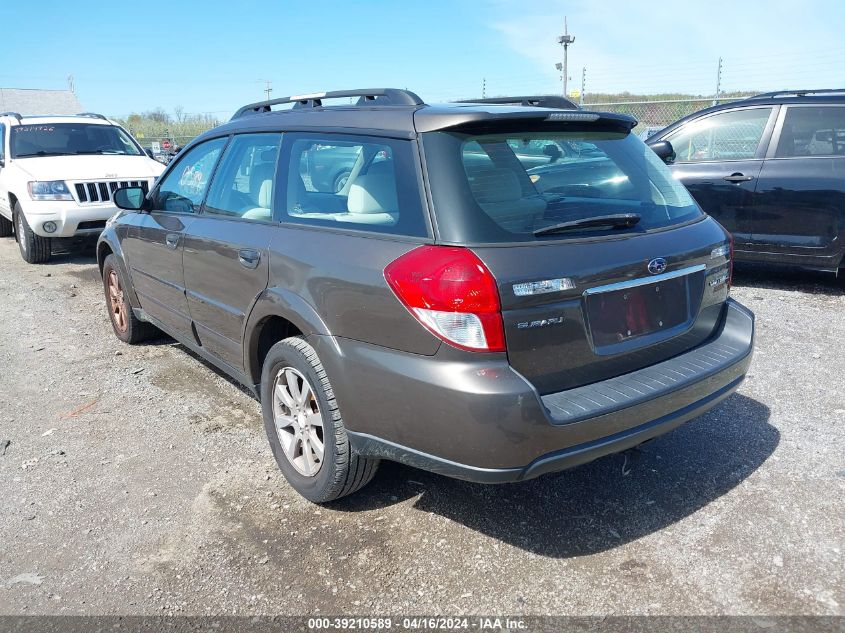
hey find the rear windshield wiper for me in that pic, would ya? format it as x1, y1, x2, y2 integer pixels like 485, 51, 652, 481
533, 213, 642, 236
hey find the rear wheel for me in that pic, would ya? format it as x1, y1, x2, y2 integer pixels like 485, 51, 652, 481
0, 213, 12, 238
102, 254, 157, 344
261, 336, 379, 503
14, 203, 51, 264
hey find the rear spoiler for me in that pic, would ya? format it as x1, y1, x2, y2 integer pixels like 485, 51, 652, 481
414, 109, 637, 134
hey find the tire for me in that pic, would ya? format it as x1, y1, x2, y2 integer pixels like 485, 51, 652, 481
0, 213, 12, 238
14, 203, 51, 264
332, 171, 351, 193
261, 336, 379, 503
101, 254, 158, 344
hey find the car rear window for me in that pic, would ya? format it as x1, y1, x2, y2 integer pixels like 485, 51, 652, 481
421, 128, 703, 244
277, 133, 429, 238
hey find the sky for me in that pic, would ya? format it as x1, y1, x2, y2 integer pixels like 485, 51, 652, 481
2, 0, 843, 120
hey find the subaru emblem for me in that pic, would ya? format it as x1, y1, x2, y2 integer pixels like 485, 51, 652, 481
648, 258, 667, 275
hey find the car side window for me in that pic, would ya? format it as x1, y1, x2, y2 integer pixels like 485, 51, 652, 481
666, 108, 773, 163
203, 133, 282, 222
151, 137, 227, 214
279, 133, 428, 237
0, 124, 5, 163
776, 106, 845, 158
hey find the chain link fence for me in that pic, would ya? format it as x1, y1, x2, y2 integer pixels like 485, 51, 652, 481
581, 97, 745, 137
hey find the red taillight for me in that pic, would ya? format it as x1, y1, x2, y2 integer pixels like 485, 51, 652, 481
384, 245, 506, 352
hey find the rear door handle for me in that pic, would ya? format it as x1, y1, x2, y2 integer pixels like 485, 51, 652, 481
238, 249, 261, 269
165, 233, 180, 249
723, 173, 754, 183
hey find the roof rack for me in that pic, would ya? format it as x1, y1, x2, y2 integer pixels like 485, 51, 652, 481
0, 111, 22, 122
748, 89, 845, 99
231, 88, 424, 120
456, 96, 579, 110
76, 112, 109, 120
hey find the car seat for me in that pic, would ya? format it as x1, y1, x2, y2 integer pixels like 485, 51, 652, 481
469, 168, 546, 232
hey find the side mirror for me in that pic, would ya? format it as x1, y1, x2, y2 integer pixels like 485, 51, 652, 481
543, 144, 563, 162
648, 140, 676, 164
113, 186, 147, 211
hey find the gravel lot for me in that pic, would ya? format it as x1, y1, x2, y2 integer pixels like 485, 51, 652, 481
0, 238, 842, 617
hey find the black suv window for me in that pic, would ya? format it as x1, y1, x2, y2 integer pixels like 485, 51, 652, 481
204, 133, 282, 222
776, 106, 845, 157
278, 133, 428, 238
151, 137, 227, 214
666, 107, 773, 162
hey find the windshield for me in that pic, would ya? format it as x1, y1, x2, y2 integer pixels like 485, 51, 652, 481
422, 128, 702, 243
11, 123, 142, 158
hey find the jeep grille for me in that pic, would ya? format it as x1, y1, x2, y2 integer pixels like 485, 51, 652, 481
74, 180, 150, 204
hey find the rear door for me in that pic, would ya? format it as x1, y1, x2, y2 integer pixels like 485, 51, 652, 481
181, 132, 282, 370
752, 104, 845, 267
122, 137, 226, 337
661, 106, 778, 246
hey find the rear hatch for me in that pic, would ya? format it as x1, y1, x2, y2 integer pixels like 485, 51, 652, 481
419, 114, 733, 394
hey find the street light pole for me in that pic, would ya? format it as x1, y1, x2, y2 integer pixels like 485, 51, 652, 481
557, 17, 575, 98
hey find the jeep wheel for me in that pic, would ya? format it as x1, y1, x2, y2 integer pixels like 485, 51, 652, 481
102, 254, 158, 344
261, 336, 379, 503
15, 203, 51, 264
0, 213, 12, 238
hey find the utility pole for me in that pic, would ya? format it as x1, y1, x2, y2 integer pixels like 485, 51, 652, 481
580, 67, 586, 106
713, 57, 722, 106
557, 17, 575, 98
263, 79, 273, 101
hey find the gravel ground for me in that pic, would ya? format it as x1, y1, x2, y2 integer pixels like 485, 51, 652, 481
0, 238, 842, 617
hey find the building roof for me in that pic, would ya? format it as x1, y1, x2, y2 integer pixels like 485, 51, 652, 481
0, 88, 84, 116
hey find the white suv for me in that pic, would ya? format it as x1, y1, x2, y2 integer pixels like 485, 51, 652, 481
0, 112, 164, 263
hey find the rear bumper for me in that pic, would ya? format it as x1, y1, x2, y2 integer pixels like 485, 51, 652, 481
315, 299, 754, 483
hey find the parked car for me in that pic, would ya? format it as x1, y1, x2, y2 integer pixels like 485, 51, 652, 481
0, 112, 164, 263
638, 126, 664, 141
646, 89, 845, 274
98, 89, 754, 503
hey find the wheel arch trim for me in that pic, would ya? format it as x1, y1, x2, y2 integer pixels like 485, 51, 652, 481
243, 287, 333, 384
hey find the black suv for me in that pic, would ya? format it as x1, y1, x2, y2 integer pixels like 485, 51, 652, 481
98, 88, 754, 502
647, 89, 845, 274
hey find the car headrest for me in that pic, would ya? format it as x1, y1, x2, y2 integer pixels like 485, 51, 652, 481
470, 169, 522, 204
258, 179, 272, 208
250, 162, 276, 201
348, 166, 398, 215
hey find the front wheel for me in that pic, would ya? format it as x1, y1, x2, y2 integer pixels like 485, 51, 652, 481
15, 203, 51, 264
101, 254, 158, 344
261, 336, 379, 503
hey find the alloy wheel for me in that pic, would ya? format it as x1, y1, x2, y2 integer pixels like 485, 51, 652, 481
106, 270, 128, 333
272, 367, 325, 477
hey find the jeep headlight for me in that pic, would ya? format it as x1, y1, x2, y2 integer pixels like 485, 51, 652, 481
28, 180, 73, 201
